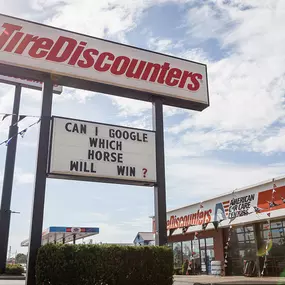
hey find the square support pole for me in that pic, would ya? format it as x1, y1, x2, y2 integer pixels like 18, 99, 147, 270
152, 97, 167, 246
0, 84, 21, 273
26, 78, 53, 285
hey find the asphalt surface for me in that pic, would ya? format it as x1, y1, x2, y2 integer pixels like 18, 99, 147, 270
0, 276, 284, 285
0, 280, 188, 285
0, 279, 193, 285
0, 280, 25, 285
0, 281, 189, 285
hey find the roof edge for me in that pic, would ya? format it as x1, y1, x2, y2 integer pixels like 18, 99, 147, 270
167, 174, 285, 214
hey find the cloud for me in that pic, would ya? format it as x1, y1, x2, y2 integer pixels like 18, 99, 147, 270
112, 97, 151, 118
80, 215, 152, 244
15, 169, 34, 185
45, 0, 148, 40
0, 85, 16, 138
165, 129, 244, 156
184, 1, 234, 42
252, 128, 285, 154
87, 223, 136, 244
162, 1, 285, 155
165, 157, 285, 209
88, 212, 110, 223
147, 37, 184, 53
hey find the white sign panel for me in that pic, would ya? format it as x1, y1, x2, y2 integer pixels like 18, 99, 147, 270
0, 74, 63, 94
0, 14, 208, 108
48, 117, 156, 185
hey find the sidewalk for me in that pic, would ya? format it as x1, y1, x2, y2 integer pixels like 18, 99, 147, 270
0, 275, 25, 281
174, 275, 285, 284
0, 275, 284, 284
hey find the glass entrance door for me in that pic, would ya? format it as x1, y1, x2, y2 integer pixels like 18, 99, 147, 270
179, 237, 216, 275
206, 238, 215, 274
206, 248, 215, 273
192, 239, 201, 274
200, 238, 215, 274
200, 249, 207, 273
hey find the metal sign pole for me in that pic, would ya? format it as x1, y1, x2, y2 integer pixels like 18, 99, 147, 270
152, 97, 167, 246
0, 84, 21, 273
26, 77, 53, 285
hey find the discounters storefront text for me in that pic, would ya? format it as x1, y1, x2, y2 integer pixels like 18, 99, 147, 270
153, 176, 285, 276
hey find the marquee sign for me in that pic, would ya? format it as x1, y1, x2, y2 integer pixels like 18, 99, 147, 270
48, 116, 156, 185
0, 74, 62, 93
0, 14, 209, 111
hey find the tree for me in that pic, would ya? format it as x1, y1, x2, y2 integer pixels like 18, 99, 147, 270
15, 253, 27, 264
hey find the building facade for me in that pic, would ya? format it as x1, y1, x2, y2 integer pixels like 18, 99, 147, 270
154, 176, 285, 276
133, 232, 155, 246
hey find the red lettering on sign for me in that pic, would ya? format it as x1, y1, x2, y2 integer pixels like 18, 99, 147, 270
167, 209, 212, 230
28, 38, 54, 58
0, 21, 204, 95
0, 23, 22, 49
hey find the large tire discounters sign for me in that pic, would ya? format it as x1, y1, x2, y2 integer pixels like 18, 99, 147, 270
0, 14, 209, 110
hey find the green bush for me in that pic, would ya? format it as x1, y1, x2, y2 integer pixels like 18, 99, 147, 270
36, 244, 173, 285
5, 264, 24, 275
173, 268, 182, 275
182, 260, 189, 275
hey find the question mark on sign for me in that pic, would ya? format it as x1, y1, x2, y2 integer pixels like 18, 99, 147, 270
142, 168, 147, 178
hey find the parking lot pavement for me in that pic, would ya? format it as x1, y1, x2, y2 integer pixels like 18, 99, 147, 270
174, 275, 285, 284
0, 276, 284, 285
0, 279, 189, 285
0, 281, 24, 285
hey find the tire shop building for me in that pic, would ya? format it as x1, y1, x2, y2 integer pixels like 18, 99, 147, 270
155, 176, 285, 276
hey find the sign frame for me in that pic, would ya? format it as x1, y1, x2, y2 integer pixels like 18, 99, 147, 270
0, 13, 209, 111
0, 74, 63, 94
47, 115, 156, 187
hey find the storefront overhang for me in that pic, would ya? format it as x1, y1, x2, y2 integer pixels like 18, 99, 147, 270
161, 176, 285, 236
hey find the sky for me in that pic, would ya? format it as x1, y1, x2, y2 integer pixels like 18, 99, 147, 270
0, 0, 285, 255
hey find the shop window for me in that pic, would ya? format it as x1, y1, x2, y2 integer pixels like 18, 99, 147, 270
182, 241, 192, 261
171, 237, 215, 275
192, 239, 200, 258
259, 219, 285, 277
236, 227, 244, 233
237, 233, 245, 242
272, 240, 285, 255
261, 223, 271, 230
200, 239, 205, 247
261, 229, 270, 240
228, 224, 257, 276
173, 242, 182, 269
245, 231, 255, 240
271, 221, 284, 229
190, 239, 200, 272
244, 226, 254, 232
206, 238, 214, 246
271, 228, 284, 239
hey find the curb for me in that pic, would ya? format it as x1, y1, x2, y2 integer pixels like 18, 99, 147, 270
0, 275, 25, 280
